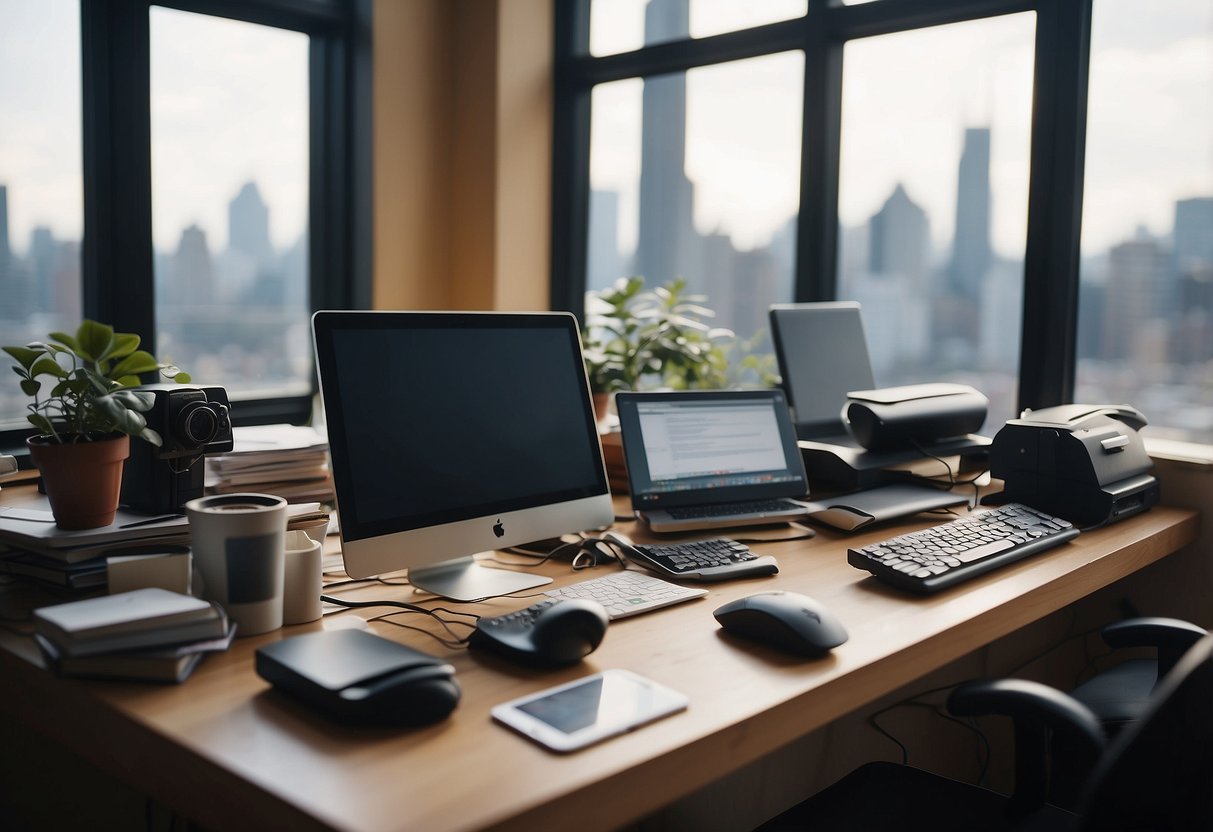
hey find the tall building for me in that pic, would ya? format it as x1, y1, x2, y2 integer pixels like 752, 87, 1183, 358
1102, 234, 1169, 363
949, 127, 992, 300
1173, 197, 1213, 277
228, 181, 274, 270
169, 224, 215, 306
632, 0, 698, 290
869, 183, 930, 289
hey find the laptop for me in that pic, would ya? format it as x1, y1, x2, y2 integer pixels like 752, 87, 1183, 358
769, 302, 876, 445
614, 390, 811, 533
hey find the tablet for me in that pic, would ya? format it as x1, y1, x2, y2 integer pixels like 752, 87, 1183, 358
491, 669, 688, 752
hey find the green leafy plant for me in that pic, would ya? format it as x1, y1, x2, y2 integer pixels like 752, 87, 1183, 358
582, 276, 734, 393
3, 319, 191, 445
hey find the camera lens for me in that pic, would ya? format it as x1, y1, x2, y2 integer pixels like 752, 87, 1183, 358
177, 401, 219, 446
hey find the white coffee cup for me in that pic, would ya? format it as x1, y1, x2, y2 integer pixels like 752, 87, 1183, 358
186, 493, 288, 636
282, 529, 323, 625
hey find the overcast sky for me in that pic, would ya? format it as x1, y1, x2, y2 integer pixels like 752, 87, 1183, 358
1, 0, 1209, 262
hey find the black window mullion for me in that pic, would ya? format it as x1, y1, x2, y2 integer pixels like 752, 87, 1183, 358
550, 0, 592, 316
1017, 0, 1092, 411
81, 0, 155, 339
795, 4, 843, 302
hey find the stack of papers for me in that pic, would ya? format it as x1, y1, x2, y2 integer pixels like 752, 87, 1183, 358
33, 588, 235, 683
0, 499, 329, 590
205, 424, 333, 503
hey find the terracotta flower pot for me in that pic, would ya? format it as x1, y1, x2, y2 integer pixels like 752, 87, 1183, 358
27, 434, 130, 530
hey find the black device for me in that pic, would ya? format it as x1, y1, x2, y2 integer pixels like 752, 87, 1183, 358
768, 303, 991, 491
989, 404, 1159, 527
255, 629, 460, 726
468, 598, 609, 667
713, 591, 849, 656
601, 531, 779, 581
847, 502, 1080, 593
843, 383, 988, 451
121, 384, 234, 514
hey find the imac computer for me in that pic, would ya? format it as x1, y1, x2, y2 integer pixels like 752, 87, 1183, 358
312, 311, 614, 601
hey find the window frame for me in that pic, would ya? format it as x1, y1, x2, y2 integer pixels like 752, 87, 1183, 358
0, 0, 370, 457
551, 0, 1092, 414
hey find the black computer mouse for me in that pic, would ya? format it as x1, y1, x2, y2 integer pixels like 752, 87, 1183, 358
469, 598, 610, 667
713, 591, 848, 657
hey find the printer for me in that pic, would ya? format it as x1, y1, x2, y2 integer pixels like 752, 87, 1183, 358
989, 404, 1159, 527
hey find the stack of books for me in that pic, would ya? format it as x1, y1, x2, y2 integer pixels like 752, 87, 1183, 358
33, 588, 235, 683
205, 424, 334, 503
0, 500, 330, 590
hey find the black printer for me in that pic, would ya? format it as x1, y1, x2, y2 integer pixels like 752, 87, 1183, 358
989, 404, 1159, 527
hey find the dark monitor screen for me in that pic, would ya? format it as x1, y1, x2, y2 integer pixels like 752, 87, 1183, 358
312, 311, 613, 594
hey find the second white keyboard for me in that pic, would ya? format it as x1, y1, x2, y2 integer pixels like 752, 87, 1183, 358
545, 570, 707, 619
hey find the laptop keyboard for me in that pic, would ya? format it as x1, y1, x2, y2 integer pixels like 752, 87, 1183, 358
545, 570, 707, 619
666, 499, 806, 520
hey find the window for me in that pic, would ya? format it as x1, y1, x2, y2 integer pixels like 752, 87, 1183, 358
150, 9, 312, 401
587, 51, 804, 347
1075, 0, 1213, 443
0, 0, 82, 429
837, 14, 1035, 427
558, 1, 1191, 443
0, 0, 369, 450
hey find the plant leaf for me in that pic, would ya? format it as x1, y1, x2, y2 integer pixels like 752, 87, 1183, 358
110, 350, 161, 379
47, 332, 79, 352
29, 357, 66, 378
108, 332, 141, 360
75, 319, 115, 362
20, 379, 40, 397
2, 345, 44, 370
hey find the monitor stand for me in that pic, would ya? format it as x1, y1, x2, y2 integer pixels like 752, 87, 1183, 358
408, 556, 552, 602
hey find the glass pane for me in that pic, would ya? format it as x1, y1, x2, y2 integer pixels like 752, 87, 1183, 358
151, 9, 311, 403
837, 13, 1036, 430
0, 0, 82, 431
587, 51, 803, 375
1076, 1, 1213, 444
590, 0, 807, 57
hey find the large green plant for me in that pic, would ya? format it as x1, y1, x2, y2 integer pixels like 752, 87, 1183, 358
3, 319, 191, 445
582, 276, 733, 393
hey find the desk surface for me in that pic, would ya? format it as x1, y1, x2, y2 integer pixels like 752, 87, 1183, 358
0, 490, 1199, 832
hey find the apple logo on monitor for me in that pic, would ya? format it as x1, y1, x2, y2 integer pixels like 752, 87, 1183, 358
493, 519, 505, 538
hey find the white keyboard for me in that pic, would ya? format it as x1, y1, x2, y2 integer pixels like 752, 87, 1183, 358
544, 570, 707, 619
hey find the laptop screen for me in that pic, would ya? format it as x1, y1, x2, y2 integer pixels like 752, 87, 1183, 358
615, 390, 808, 510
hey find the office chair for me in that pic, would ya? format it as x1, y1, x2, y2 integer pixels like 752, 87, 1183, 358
757, 631, 1213, 832
1069, 616, 1207, 735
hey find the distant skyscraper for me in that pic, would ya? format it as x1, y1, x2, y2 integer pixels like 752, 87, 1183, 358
632, 0, 698, 289
1103, 235, 1169, 362
1173, 197, 1213, 276
228, 181, 273, 269
587, 189, 623, 292
170, 224, 215, 306
949, 127, 992, 299
869, 183, 930, 289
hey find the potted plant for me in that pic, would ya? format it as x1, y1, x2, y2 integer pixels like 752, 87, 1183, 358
3, 320, 190, 529
581, 276, 734, 421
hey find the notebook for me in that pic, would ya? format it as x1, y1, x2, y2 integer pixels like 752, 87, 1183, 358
769, 302, 876, 445
615, 390, 811, 533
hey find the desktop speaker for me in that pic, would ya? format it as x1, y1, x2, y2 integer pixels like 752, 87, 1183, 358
844, 383, 988, 451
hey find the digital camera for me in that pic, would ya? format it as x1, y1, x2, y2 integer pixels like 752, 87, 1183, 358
121, 384, 235, 513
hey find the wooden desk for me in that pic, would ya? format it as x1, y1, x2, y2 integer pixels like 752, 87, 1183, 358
0, 491, 1199, 832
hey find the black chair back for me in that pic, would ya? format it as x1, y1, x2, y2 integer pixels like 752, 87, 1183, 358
1077, 631, 1213, 832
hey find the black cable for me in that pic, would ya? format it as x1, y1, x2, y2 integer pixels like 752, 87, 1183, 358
319, 594, 480, 646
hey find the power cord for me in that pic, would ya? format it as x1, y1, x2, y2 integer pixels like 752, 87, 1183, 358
319, 594, 480, 648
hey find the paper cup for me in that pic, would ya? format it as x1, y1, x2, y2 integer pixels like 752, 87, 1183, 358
186, 493, 287, 636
